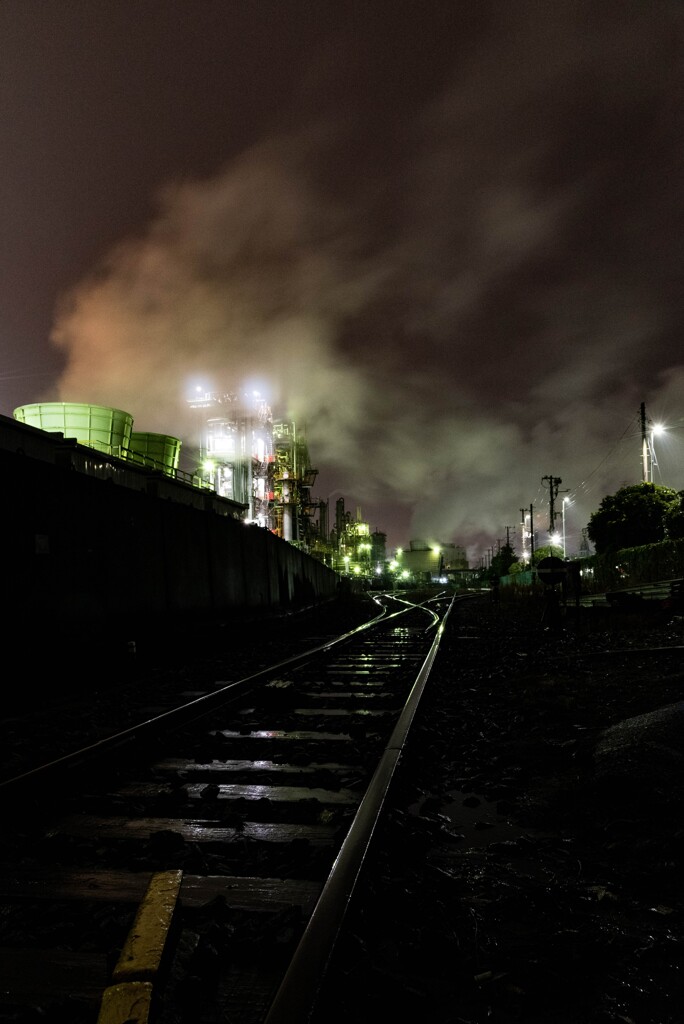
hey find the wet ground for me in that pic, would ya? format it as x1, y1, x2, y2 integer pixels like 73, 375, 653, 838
3, 592, 682, 1022
311, 595, 684, 1024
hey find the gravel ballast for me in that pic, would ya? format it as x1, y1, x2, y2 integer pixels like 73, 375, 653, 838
311, 593, 684, 1024
3, 591, 682, 1023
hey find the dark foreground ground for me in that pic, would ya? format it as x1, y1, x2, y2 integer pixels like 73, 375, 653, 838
312, 593, 684, 1024
3, 591, 682, 1023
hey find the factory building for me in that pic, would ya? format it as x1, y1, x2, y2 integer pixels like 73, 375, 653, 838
397, 539, 468, 581
1, 408, 339, 633
188, 390, 273, 525
13, 401, 194, 485
329, 500, 386, 576
271, 419, 319, 546
13, 397, 466, 585
188, 390, 323, 552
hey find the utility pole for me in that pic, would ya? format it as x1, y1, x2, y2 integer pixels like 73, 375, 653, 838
541, 475, 563, 533
641, 402, 649, 483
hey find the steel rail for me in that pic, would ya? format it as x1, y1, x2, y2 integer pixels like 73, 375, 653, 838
0, 589, 462, 1022
0, 594, 427, 797
263, 594, 458, 1024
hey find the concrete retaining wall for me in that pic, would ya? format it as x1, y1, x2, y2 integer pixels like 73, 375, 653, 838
1, 421, 339, 633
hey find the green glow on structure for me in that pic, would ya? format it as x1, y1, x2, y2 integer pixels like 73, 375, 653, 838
13, 402, 134, 458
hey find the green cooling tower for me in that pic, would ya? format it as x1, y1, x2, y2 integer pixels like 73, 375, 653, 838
128, 432, 181, 476
13, 402, 134, 457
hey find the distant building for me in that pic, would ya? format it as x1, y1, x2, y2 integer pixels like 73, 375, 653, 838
399, 539, 468, 579
188, 389, 273, 525
271, 418, 319, 546
188, 389, 321, 548
329, 503, 385, 576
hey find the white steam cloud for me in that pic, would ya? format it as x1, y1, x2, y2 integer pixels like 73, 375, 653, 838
50, 2, 684, 558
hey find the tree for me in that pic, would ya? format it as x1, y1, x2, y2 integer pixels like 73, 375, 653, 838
531, 544, 563, 565
489, 543, 517, 577
587, 483, 680, 554
664, 490, 684, 540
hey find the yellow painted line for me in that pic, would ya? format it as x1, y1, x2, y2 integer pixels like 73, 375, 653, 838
97, 980, 153, 1024
112, 869, 183, 983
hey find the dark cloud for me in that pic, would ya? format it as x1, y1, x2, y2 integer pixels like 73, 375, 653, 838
3, 1, 684, 560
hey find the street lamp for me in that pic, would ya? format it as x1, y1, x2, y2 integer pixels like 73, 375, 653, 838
641, 403, 665, 483
649, 424, 664, 483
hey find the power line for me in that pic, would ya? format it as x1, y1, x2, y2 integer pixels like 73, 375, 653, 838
576, 413, 640, 491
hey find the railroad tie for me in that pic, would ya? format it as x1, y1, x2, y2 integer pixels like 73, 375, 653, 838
97, 981, 154, 1024
96, 869, 183, 1024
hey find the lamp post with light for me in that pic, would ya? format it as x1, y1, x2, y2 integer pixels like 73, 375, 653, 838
649, 423, 664, 483
640, 403, 665, 484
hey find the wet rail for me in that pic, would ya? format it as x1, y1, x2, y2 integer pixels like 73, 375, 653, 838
0, 591, 460, 1024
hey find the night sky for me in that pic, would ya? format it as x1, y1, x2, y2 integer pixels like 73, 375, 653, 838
2, 1, 684, 561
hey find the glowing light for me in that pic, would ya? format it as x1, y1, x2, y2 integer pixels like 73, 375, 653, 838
562, 496, 570, 557
647, 422, 666, 483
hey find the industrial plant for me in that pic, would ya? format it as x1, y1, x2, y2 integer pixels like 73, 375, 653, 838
12, 395, 468, 583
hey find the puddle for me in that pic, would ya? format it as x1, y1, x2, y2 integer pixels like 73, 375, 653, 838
409, 789, 531, 847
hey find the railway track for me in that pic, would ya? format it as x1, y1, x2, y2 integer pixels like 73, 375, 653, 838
0, 590, 460, 1024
